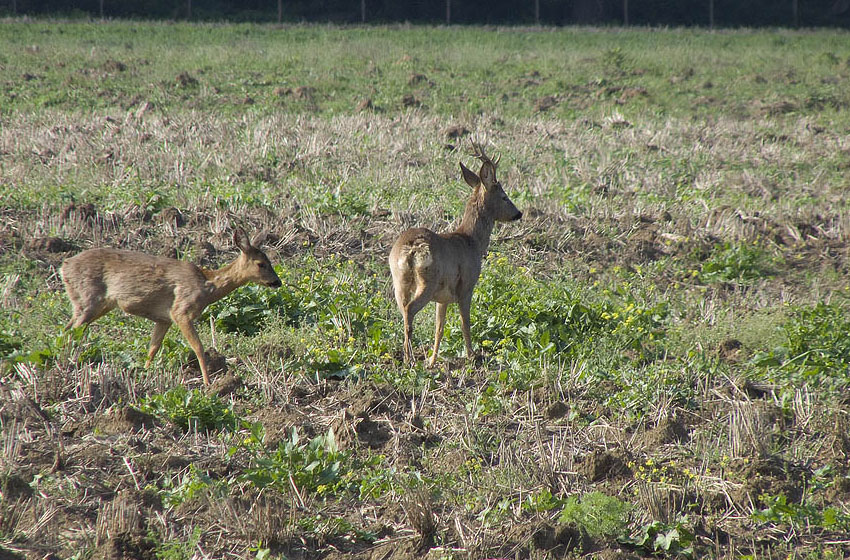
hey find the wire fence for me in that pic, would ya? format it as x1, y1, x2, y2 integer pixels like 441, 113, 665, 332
3, 0, 850, 28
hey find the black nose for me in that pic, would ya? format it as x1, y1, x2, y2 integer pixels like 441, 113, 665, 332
513, 211, 523, 221
269, 279, 282, 288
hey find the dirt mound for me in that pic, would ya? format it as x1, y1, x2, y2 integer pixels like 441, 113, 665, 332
175, 71, 198, 87
93, 489, 161, 560
401, 94, 420, 108
728, 456, 807, 507
354, 412, 392, 449
102, 59, 127, 73
579, 450, 632, 482
444, 124, 470, 139
594, 547, 641, 560
535, 95, 558, 112
717, 338, 744, 363
487, 522, 589, 557
638, 416, 690, 448
0, 474, 33, 501
94, 534, 156, 560
251, 404, 313, 448
93, 407, 156, 435
61, 202, 99, 224
532, 522, 587, 553
0, 545, 26, 560
156, 207, 185, 227
333, 388, 402, 450
545, 400, 570, 420
331, 537, 420, 560
26, 236, 75, 254
292, 86, 315, 100
407, 73, 429, 86
208, 370, 240, 397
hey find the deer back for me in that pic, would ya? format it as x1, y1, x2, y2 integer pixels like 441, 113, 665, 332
61, 228, 281, 324
62, 248, 206, 323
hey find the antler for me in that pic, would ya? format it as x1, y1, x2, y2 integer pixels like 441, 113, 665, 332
469, 141, 500, 168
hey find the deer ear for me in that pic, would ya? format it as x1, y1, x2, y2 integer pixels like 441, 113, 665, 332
251, 229, 269, 248
233, 228, 252, 252
459, 162, 480, 188
478, 162, 496, 187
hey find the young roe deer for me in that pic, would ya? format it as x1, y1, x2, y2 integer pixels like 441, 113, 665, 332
60, 228, 282, 385
389, 142, 522, 367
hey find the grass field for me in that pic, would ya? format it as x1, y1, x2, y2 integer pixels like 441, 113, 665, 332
2, 20, 850, 560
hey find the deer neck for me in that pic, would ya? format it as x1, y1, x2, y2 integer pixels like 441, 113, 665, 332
201, 261, 245, 304
456, 195, 495, 257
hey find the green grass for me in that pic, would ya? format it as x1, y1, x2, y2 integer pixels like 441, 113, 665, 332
3, 23, 850, 121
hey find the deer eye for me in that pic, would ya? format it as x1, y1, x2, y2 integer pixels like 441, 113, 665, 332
257, 262, 266, 269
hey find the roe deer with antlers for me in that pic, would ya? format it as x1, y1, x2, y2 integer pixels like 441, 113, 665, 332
61, 228, 281, 385
389, 142, 522, 367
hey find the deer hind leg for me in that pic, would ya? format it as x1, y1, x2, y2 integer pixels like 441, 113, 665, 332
402, 314, 414, 364
393, 282, 413, 363
173, 317, 211, 385
428, 302, 449, 367
427, 302, 448, 368
458, 295, 474, 360
399, 282, 432, 365
393, 271, 424, 364
67, 300, 115, 329
63, 280, 84, 330
63, 276, 111, 328
402, 298, 427, 365
145, 321, 171, 368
